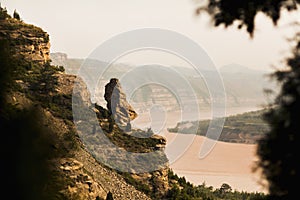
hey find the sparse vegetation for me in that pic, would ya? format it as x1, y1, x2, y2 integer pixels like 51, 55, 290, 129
94, 103, 166, 153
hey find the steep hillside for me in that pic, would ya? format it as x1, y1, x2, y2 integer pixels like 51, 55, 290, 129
0, 8, 156, 200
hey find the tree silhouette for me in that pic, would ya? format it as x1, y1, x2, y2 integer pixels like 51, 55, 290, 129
198, 1, 300, 199
220, 183, 232, 193
13, 9, 20, 20
0, 4, 9, 20
197, 0, 300, 37
257, 35, 300, 198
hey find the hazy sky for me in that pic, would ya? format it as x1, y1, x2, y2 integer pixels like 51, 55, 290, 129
1, 0, 299, 69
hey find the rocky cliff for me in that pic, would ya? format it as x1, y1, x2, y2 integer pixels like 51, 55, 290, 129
0, 12, 50, 64
1, 7, 169, 200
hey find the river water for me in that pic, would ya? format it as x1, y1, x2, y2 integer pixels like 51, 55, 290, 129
131, 105, 268, 193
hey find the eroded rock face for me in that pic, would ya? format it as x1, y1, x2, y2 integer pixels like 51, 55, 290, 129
104, 78, 137, 129
0, 18, 50, 64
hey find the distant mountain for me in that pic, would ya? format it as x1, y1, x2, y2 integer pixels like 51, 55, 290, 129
51, 53, 277, 110
219, 63, 276, 106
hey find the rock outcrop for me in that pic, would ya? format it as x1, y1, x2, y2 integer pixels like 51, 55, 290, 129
48, 74, 152, 200
0, 17, 50, 64
104, 78, 138, 129
151, 134, 167, 151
